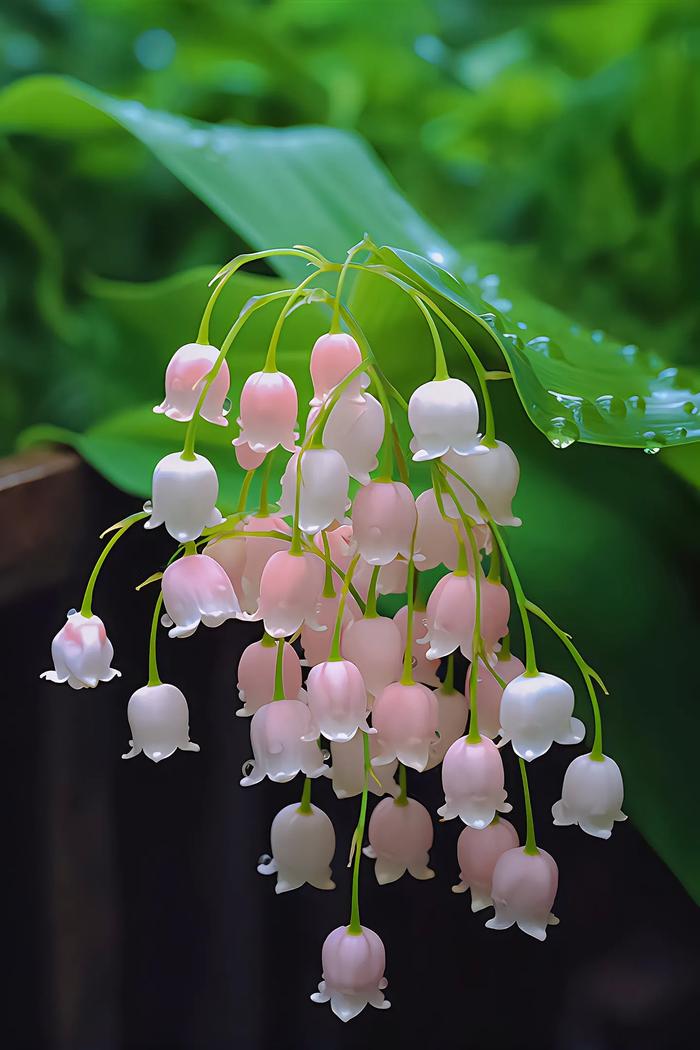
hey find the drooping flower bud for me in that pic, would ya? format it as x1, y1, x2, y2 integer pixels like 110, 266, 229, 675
154, 342, 230, 426
318, 392, 384, 485
278, 448, 350, 534
394, 605, 441, 688
122, 683, 200, 763
144, 452, 222, 543
442, 441, 521, 526
41, 610, 120, 690
310, 332, 366, 404
240, 699, 328, 786
341, 615, 403, 697
466, 655, 525, 739
234, 369, 298, 454
311, 926, 390, 1021
306, 659, 372, 741
409, 377, 484, 461
499, 671, 585, 761
438, 735, 512, 828
552, 753, 627, 839
329, 734, 400, 800
257, 802, 335, 893
372, 681, 439, 771
364, 797, 435, 884
351, 481, 417, 565
425, 682, 469, 769
486, 847, 559, 941
421, 572, 477, 660
255, 549, 325, 638
453, 818, 520, 912
161, 553, 240, 638
236, 638, 303, 716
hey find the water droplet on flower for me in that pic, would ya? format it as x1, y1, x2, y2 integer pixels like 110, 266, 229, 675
143, 500, 153, 513
320, 749, 331, 761
160, 614, 173, 628
242, 760, 255, 777
222, 397, 232, 417
258, 853, 272, 867
67, 608, 77, 617
546, 417, 579, 449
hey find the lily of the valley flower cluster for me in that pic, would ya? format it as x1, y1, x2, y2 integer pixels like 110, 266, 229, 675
42, 243, 626, 1023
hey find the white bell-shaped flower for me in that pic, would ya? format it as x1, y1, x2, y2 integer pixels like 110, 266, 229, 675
153, 342, 229, 426
500, 671, 585, 761
311, 926, 390, 1022
309, 332, 368, 404
42, 610, 120, 690
552, 753, 627, 839
305, 659, 373, 742
144, 451, 223, 543
122, 683, 200, 763
486, 847, 560, 941
318, 392, 384, 485
240, 699, 328, 786
330, 734, 400, 800
161, 554, 240, 638
278, 448, 350, 535
236, 638, 303, 716
438, 735, 511, 828
257, 802, 335, 893
408, 377, 484, 461
442, 440, 521, 526
452, 818, 520, 912
364, 797, 435, 884
234, 369, 298, 454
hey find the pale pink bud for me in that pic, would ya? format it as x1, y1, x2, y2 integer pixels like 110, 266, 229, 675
438, 735, 512, 828
235, 443, 266, 470
442, 440, 521, 526
236, 639, 303, 716
466, 655, 525, 739
234, 369, 298, 454
500, 671, 585, 761
486, 847, 559, 940
393, 605, 441, 688
351, 481, 417, 565
258, 802, 335, 893
452, 819, 519, 911
409, 377, 484, 460
144, 452, 222, 543
300, 592, 360, 667
552, 753, 627, 839
311, 926, 390, 1021
240, 699, 328, 786
237, 514, 291, 614
161, 554, 240, 639
422, 572, 476, 660
330, 734, 400, 800
480, 578, 511, 657
255, 549, 325, 638
41, 611, 119, 690
341, 616, 403, 697
320, 393, 384, 485
306, 659, 372, 742
425, 683, 469, 769
154, 342, 230, 427
122, 683, 200, 763
372, 681, 438, 771
310, 332, 366, 404
278, 448, 350, 534
364, 797, 435, 884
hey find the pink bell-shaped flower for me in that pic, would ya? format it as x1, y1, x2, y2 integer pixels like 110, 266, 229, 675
425, 682, 469, 770
235, 443, 266, 470
415, 489, 460, 570
376, 559, 408, 596
330, 734, 400, 800
341, 615, 403, 697
351, 481, 417, 565
144, 452, 223, 543
486, 847, 560, 941
408, 377, 484, 461
318, 393, 384, 485
278, 448, 350, 534
421, 572, 477, 660
300, 592, 360, 667
466, 654, 525, 739
312, 524, 354, 573
241, 699, 328, 786
394, 605, 441, 687
500, 671, 585, 761
153, 342, 230, 426
236, 514, 291, 615
306, 659, 373, 742
236, 638, 303, 716
453, 818, 520, 911
257, 802, 335, 893
479, 579, 511, 658
364, 797, 435, 884
438, 735, 512, 828
122, 683, 200, 763
309, 332, 367, 404
234, 369, 298, 454
161, 554, 240, 639
311, 926, 390, 1021
552, 753, 627, 839
372, 681, 439, 771
442, 441, 521, 526
255, 549, 325, 638
42, 610, 120, 690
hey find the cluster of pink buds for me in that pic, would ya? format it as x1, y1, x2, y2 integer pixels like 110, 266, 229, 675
42, 242, 626, 1021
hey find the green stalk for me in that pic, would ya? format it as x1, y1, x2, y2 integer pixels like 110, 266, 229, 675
321, 531, 336, 598
519, 758, 539, 855
348, 732, 371, 935
396, 763, 408, 806
272, 638, 286, 701
329, 553, 360, 661
297, 777, 313, 814
399, 536, 418, 686
263, 269, 323, 373
256, 450, 275, 517
147, 591, 165, 687
80, 512, 148, 617
331, 238, 368, 333
364, 565, 381, 619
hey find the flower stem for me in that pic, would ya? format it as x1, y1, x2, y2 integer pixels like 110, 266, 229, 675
348, 731, 371, 935
297, 776, 313, 814
256, 450, 274, 517
364, 565, 381, 619
80, 512, 147, 617
413, 295, 449, 381
264, 269, 323, 373
399, 542, 417, 686
236, 469, 256, 513
519, 758, 539, 855
331, 238, 368, 333
321, 531, 336, 598
443, 652, 455, 693
396, 763, 408, 806
273, 638, 286, 701
147, 590, 164, 687
329, 554, 360, 661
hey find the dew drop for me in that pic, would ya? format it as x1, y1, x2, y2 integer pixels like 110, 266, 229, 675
683, 401, 698, 416
627, 395, 646, 413
320, 748, 331, 761
595, 395, 627, 418
143, 499, 153, 513
621, 345, 638, 362
643, 446, 661, 455
257, 853, 272, 867
222, 397, 232, 417
591, 330, 604, 344
546, 417, 579, 449
67, 607, 77, 617
160, 613, 174, 628
242, 760, 255, 777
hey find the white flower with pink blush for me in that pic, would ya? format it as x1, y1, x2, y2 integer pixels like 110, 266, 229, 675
309, 332, 367, 405
351, 481, 417, 565
144, 451, 223, 543
316, 392, 384, 485
253, 549, 325, 638
341, 615, 403, 697
442, 440, 521, 527
235, 638, 303, 716
452, 818, 520, 912
233, 369, 298, 455
499, 671, 585, 761
364, 797, 435, 884
311, 926, 390, 1022
257, 803, 335, 894
329, 735, 399, 800
421, 571, 476, 660
486, 847, 560, 941
438, 735, 512, 828
305, 659, 373, 742
122, 683, 200, 763
161, 554, 240, 639
372, 681, 439, 772
278, 448, 350, 535
153, 342, 230, 426
240, 699, 328, 786
552, 753, 627, 839
42, 610, 120, 690
408, 377, 485, 461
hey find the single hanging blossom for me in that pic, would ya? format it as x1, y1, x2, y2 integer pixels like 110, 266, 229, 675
330, 735, 400, 800
122, 683, 200, 763
438, 735, 512, 828
500, 671, 585, 761
486, 847, 560, 941
306, 659, 373, 741
408, 377, 485, 461
154, 342, 230, 426
253, 549, 325, 638
394, 605, 441, 688
425, 682, 469, 770
364, 797, 435, 884
442, 441, 521, 527
453, 819, 520, 912
278, 448, 350, 535
466, 654, 525, 739
257, 802, 335, 893
309, 332, 367, 405
479, 579, 511, 660
161, 554, 240, 639
351, 481, 417, 565
313, 393, 384, 485
42, 610, 120, 690
144, 452, 223, 543
236, 638, 303, 717
233, 370, 298, 454
311, 926, 390, 1022
234, 515, 291, 615
372, 681, 439, 772
240, 699, 328, 786
552, 753, 627, 839
341, 615, 403, 697
421, 572, 477, 660
300, 591, 360, 667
